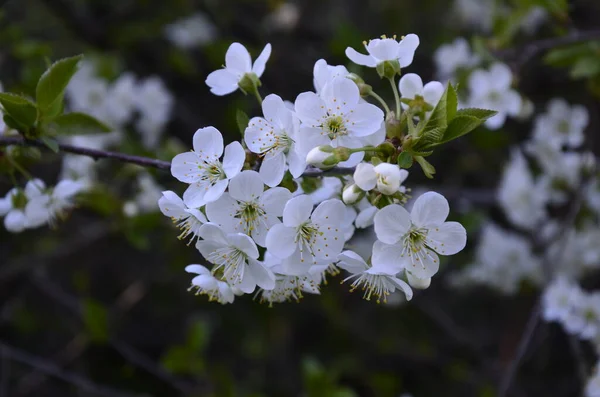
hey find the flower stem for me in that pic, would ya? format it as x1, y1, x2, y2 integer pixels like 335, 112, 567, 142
348, 146, 385, 154
368, 91, 391, 114
388, 77, 402, 120
253, 89, 263, 106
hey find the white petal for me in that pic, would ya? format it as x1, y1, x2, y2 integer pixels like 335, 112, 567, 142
193, 127, 224, 159
228, 170, 264, 202
25, 196, 50, 228
367, 38, 400, 61
374, 204, 411, 244
158, 191, 187, 219
5, 210, 28, 232
337, 250, 368, 274
185, 264, 210, 275
197, 222, 229, 245
355, 206, 377, 228
287, 149, 306, 178
248, 258, 276, 290
423, 81, 445, 106
405, 248, 439, 279
203, 179, 228, 204
399, 73, 423, 99
489, 63, 513, 90
25, 179, 46, 198
322, 77, 360, 114
222, 141, 245, 179
397, 34, 420, 67
205, 193, 238, 228
259, 187, 292, 216
53, 179, 84, 200
311, 199, 346, 225
313, 225, 345, 260
346, 103, 384, 137
371, 240, 406, 274
217, 282, 235, 303
282, 195, 313, 227
171, 152, 203, 183
345, 47, 377, 67
252, 43, 272, 77
196, 240, 225, 261
227, 233, 259, 259
502, 90, 522, 116
266, 223, 298, 259
205, 69, 239, 96
281, 247, 313, 275
353, 163, 377, 191
294, 92, 327, 125
0, 197, 11, 216
485, 112, 506, 130
410, 191, 449, 227
191, 274, 218, 290
387, 277, 413, 300
426, 221, 467, 256
259, 154, 286, 187
251, 214, 279, 247
406, 272, 431, 290
225, 42, 252, 74
261, 94, 285, 123
182, 183, 207, 208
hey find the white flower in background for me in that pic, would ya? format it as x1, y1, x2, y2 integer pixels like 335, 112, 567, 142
313, 59, 350, 94
171, 127, 245, 207
498, 149, 548, 230
564, 292, 600, 339
164, 13, 217, 49
454, 0, 494, 32
126, 173, 163, 215
433, 38, 480, 79
205, 42, 272, 96
586, 367, 600, 397
355, 201, 378, 229
399, 73, 444, 111
337, 250, 413, 303
373, 192, 467, 279
135, 77, 173, 147
586, 179, 600, 216
185, 264, 234, 304
354, 162, 408, 195
294, 77, 384, 166
60, 154, 96, 188
532, 99, 588, 148
196, 223, 275, 293
306, 176, 343, 205
536, 151, 584, 204
264, 2, 300, 32
452, 224, 542, 294
244, 94, 305, 186
467, 63, 521, 129
105, 73, 137, 127
0, 188, 29, 233
345, 34, 420, 68
158, 190, 207, 244
68, 78, 111, 122
25, 179, 84, 228
266, 196, 346, 275
542, 277, 582, 323
341, 205, 358, 242
206, 170, 291, 246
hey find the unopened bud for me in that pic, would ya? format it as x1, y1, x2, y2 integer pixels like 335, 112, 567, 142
385, 111, 402, 139
306, 145, 335, 169
348, 73, 372, 96
342, 184, 364, 205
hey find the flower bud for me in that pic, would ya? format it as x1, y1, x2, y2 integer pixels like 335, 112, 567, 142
306, 145, 335, 168
385, 111, 402, 139
406, 272, 431, 289
374, 163, 403, 195
342, 184, 364, 205
348, 73, 372, 96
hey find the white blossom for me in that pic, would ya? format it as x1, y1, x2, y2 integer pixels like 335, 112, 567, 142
244, 94, 304, 186
206, 170, 291, 246
171, 127, 245, 207
205, 42, 271, 96
373, 192, 466, 279
531, 98, 588, 149
185, 264, 234, 304
542, 277, 582, 323
164, 13, 217, 49
434, 38, 480, 79
467, 63, 521, 129
159, 190, 207, 244
345, 34, 420, 68
313, 59, 350, 94
196, 223, 275, 293
265, 195, 346, 275
399, 73, 445, 111
354, 163, 408, 195
25, 180, 84, 228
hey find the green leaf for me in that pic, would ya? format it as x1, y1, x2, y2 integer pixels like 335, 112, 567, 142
446, 82, 458, 121
455, 108, 498, 120
3, 114, 27, 131
397, 151, 413, 168
83, 299, 109, 343
39, 136, 59, 153
51, 112, 112, 136
0, 93, 37, 128
236, 109, 250, 136
414, 156, 436, 179
411, 83, 452, 153
570, 56, 600, 79
36, 55, 83, 115
438, 116, 483, 145
543, 43, 597, 67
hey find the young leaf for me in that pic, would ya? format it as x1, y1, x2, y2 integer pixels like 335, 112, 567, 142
455, 108, 498, 120
397, 151, 413, 168
236, 109, 250, 136
3, 114, 28, 131
438, 116, 483, 144
36, 54, 83, 115
39, 136, 59, 153
414, 155, 436, 179
446, 82, 458, 122
50, 112, 112, 136
0, 93, 37, 128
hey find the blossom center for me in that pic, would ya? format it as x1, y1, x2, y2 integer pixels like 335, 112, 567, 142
235, 201, 267, 233
208, 246, 247, 284
262, 129, 293, 157
199, 161, 225, 185
557, 120, 570, 134
323, 115, 348, 139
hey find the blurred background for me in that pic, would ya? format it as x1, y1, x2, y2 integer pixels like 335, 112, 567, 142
1, 0, 600, 396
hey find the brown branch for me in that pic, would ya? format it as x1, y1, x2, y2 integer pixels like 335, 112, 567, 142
0, 341, 146, 397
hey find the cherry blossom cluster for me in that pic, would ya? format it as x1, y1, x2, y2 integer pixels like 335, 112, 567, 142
161, 35, 473, 305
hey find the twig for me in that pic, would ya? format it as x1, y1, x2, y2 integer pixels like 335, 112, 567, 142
0, 341, 147, 397
497, 299, 542, 397
0, 136, 171, 170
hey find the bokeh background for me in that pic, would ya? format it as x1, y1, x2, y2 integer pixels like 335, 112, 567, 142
1, 0, 600, 396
